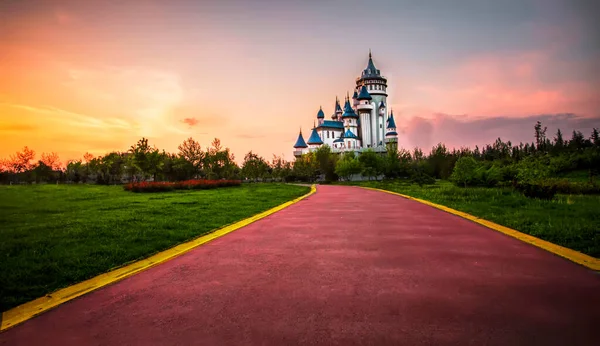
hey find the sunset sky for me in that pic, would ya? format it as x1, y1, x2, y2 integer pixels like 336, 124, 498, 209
1, 0, 599, 164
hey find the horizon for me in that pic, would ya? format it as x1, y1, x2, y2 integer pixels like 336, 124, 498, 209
1, 0, 599, 165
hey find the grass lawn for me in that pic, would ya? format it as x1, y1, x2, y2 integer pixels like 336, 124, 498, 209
339, 180, 600, 258
0, 183, 310, 312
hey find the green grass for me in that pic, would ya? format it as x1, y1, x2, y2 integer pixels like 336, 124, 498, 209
340, 180, 600, 258
0, 183, 310, 312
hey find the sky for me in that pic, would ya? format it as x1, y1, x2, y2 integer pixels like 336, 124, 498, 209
1, 0, 599, 164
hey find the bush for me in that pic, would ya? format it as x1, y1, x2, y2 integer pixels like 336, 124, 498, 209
124, 179, 241, 193
450, 156, 479, 187
411, 173, 435, 186
516, 180, 557, 200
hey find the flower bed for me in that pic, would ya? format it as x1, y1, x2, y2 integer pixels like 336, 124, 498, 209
124, 179, 242, 193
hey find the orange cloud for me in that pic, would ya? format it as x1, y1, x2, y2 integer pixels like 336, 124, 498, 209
182, 118, 199, 127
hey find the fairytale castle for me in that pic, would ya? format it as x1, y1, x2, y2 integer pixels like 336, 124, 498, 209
293, 51, 398, 157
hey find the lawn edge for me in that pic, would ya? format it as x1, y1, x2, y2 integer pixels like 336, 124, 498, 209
0, 184, 317, 332
359, 186, 600, 271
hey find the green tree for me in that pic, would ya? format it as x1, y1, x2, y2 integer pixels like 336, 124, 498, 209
241, 151, 270, 182
450, 156, 479, 187
358, 149, 383, 181
335, 151, 361, 181
178, 137, 204, 178
314, 145, 338, 182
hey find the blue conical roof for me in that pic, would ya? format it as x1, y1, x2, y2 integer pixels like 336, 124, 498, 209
306, 127, 323, 145
352, 91, 358, 99
357, 85, 372, 100
379, 101, 386, 108
342, 97, 358, 118
335, 97, 342, 113
293, 130, 308, 148
317, 106, 325, 119
361, 50, 381, 78
344, 129, 358, 139
386, 111, 397, 129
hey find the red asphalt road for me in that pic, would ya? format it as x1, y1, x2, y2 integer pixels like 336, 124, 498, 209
1, 185, 599, 346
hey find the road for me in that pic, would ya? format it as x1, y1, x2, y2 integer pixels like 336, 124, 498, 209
1, 185, 599, 345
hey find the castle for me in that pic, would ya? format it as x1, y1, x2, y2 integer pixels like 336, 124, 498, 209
293, 51, 398, 158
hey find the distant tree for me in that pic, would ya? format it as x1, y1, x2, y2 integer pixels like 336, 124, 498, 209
450, 156, 479, 187
65, 160, 83, 183
335, 151, 361, 181
241, 151, 269, 182
40, 152, 62, 171
591, 128, 599, 147
358, 149, 383, 181
569, 130, 586, 151
32, 160, 54, 183
129, 138, 160, 181
270, 154, 291, 182
292, 153, 318, 182
534, 121, 547, 152
178, 137, 204, 178
314, 145, 338, 182
9, 146, 36, 173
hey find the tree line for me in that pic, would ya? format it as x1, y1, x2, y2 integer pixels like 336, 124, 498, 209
1, 122, 599, 188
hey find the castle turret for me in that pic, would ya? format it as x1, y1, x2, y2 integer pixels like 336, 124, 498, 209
293, 129, 308, 157
316, 106, 325, 125
341, 94, 360, 149
306, 124, 324, 149
332, 96, 343, 120
352, 90, 358, 107
385, 109, 398, 153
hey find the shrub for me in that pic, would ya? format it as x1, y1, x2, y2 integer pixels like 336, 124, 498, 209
124, 179, 241, 193
516, 180, 557, 200
450, 156, 479, 187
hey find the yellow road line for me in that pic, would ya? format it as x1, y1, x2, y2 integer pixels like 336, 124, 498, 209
361, 186, 600, 271
0, 184, 317, 332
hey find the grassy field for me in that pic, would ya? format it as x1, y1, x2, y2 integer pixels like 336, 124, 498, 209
0, 183, 310, 312
340, 180, 600, 258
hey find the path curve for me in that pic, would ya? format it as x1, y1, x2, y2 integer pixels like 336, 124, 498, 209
1, 185, 599, 345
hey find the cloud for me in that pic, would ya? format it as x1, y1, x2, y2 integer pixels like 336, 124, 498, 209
397, 112, 599, 152
181, 117, 199, 127
0, 123, 38, 132
63, 67, 185, 137
4, 103, 133, 130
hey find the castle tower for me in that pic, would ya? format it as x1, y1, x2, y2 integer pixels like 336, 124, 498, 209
306, 123, 324, 149
341, 93, 360, 149
332, 96, 343, 120
356, 50, 387, 147
316, 106, 325, 126
385, 109, 398, 153
352, 90, 359, 107
356, 85, 373, 147
293, 128, 308, 157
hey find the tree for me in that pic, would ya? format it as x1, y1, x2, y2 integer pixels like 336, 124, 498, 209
450, 156, 479, 187
271, 155, 291, 182
335, 152, 361, 181
9, 146, 36, 173
314, 145, 338, 182
292, 154, 318, 182
241, 151, 269, 182
358, 149, 383, 181
129, 138, 160, 181
178, 137, 204, 178
534, 121, 547, 152
40, 152, 62, 171
591, 128, 599, 147
33, 160, 55, 183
